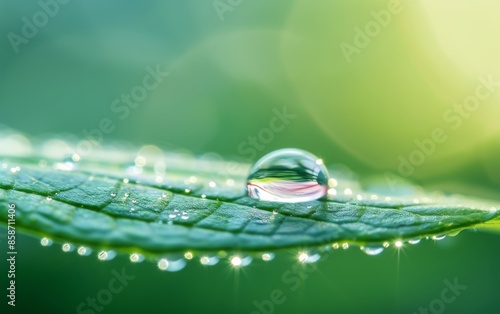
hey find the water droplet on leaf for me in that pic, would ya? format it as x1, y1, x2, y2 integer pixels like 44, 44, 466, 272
408, 238, 421, 245
246, 148, 329, 203
361, 244, 384, 256
432, 234, 447, 241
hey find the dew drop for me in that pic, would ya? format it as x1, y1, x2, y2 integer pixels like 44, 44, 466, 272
164, 258, 187, 272
297, 251, 321, 264
200, 256, 219, 266
394, 240, 404, 248
168, 214, 176, 219
246, 148, 329, 203
77, 246, 92, 256
230, 256, 242, 267
131, 199, 137, 204
342, 243, 349, 250
130, 253, 145, 263
46, 196, 52, 201
110, 192, 117, 198
230, 255, 252, 267
98, 250, 116, 261
184, 252, 194, 260
62, 243, 74, 252
158, 258, 169, 270
432, 234, 447, 241
181, 215, 189, 220
361, 244, 384, 256
261, 253, 275, 261
408, 238, 421, 245
40, 237, 53, 247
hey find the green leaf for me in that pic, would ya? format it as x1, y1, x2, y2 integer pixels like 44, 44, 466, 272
0, 137, 499, 258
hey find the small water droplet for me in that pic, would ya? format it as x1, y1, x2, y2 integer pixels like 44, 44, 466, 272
77, 246, 92, 256
181, 215, 189, 220
383, 242, 390, 248
162, 192, 167, 198
261, 253, 275, 261
201, 194, 206, 199
98, 250, 116, 261
158, 258, 169, 270
184, 188, 191, 193
200, 256, 219, 266
208, 181, 217, 188
272, 209, 278, 215
344, 188, 353, 196
40, 237, 53, 247
123, 178, 129, 184
131, 199, 137, 204
394, 240, 404, 248
361, 244, 384, 256
168, 214, 176, 219
184, 252, 194, 260
230, 256, 252, 267
432, 234, 446, 241
46, 196, 52, 201
246, 149, 329, 203
130, 208, 135, 212
124, 193, 130, 197
297, 251, 321, 264
230, 256, 243, 267
62, 243, 74, 252
408, 238, 421, 245
110, 192, 117, 198
342, 243, 349, 250
130, 253, 145, 263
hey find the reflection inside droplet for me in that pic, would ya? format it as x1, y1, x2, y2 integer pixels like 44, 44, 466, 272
246, 149, 329, 203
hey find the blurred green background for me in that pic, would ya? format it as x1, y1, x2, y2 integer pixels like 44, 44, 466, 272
0, 0, 499, 313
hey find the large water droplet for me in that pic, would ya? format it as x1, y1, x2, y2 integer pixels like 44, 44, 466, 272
246, 148, 329, 203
